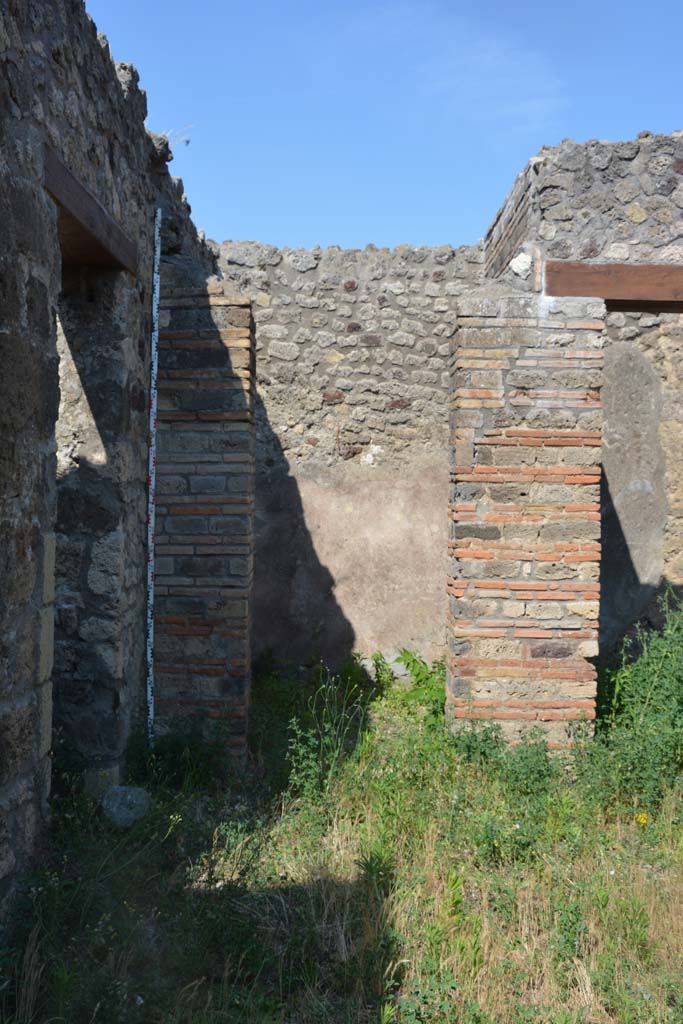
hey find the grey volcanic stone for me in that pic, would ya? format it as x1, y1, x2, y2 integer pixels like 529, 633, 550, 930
101, 786, 152, 828
222, 240, 281, 268
284, 249, 318, 272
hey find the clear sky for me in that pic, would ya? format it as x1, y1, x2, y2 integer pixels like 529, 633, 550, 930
87, 0, 683, 250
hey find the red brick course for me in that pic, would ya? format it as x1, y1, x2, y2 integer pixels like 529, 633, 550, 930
153, 287, 254, 755
446, 296, 605, 743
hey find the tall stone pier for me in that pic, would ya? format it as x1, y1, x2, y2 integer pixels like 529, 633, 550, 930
153, 284, 255, 756
446, 294, 604, 744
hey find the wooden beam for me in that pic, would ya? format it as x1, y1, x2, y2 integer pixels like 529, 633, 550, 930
545, 261, 683, 304
43, 145, 138, 275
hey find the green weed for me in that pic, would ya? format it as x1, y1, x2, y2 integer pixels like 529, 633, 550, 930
4, 614, 683, 1023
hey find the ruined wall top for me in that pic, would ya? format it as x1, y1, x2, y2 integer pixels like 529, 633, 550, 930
485, 130, 683, 283
217, 241, 483, 471
214, 130, 683, 475
1, 0, 213, 284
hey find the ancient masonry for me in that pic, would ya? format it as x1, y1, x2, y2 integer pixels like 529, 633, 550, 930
447, 295, 603, 743
154, 285, 254, 755
4, 0, 683, 921
218, 241, 477, 668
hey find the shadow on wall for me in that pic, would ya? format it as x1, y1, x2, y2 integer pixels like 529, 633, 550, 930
151, 258, 356, 746
251, 395, 356, 669
52, 265, 150, 777
600, 474, 683, 651
250, 429, 449, 670
54, 240, 421, 769
600, 473, 656, 650
599, 321, 683, 655
158, 229, 355, 675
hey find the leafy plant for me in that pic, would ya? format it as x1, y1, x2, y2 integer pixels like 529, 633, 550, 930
576, 597, 683, 811
393, 650, 446, 715
357, 838, 396, 900
287, 669, 367, 799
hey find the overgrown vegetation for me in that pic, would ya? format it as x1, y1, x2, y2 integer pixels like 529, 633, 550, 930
3, 606, 683, 1022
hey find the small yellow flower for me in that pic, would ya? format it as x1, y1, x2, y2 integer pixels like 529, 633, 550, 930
635, 812, 649, 827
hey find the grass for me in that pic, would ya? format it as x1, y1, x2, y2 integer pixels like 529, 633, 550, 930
3, 608, 683, 1023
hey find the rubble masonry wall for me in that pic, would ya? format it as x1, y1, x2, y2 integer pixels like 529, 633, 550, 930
0, 0, 218, 915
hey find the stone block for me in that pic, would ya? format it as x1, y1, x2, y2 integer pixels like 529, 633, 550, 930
207, 515, 249, 536
269, 341, 299, 361
227, 474, 252, 495
87, 530, 124, 596
77, 617, 121, 643
57, 470, 122, 535
175, 555, 230, 578
567, 600, 599, 620
164, 515, 209, 534
156, 474, 189, 495
189, 474, 226, 494
525, 601, 563, 620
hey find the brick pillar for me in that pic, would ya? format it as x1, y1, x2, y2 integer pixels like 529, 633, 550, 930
154, 285, 254, 756
446, 295, 604, 745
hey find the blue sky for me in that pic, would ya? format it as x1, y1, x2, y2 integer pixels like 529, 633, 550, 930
87, 0, 683, 249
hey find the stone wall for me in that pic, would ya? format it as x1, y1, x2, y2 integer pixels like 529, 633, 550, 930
217, 133, 683, 684
0, 0, 213, 915
154, 285, 255, 756
218, 241, 483, 664
53, 268, 150, 783
485, 131, 683, 279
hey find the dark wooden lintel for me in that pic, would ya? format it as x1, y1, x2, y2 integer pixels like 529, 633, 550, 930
43, 145, 138, 275
546, 261, 683, 304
